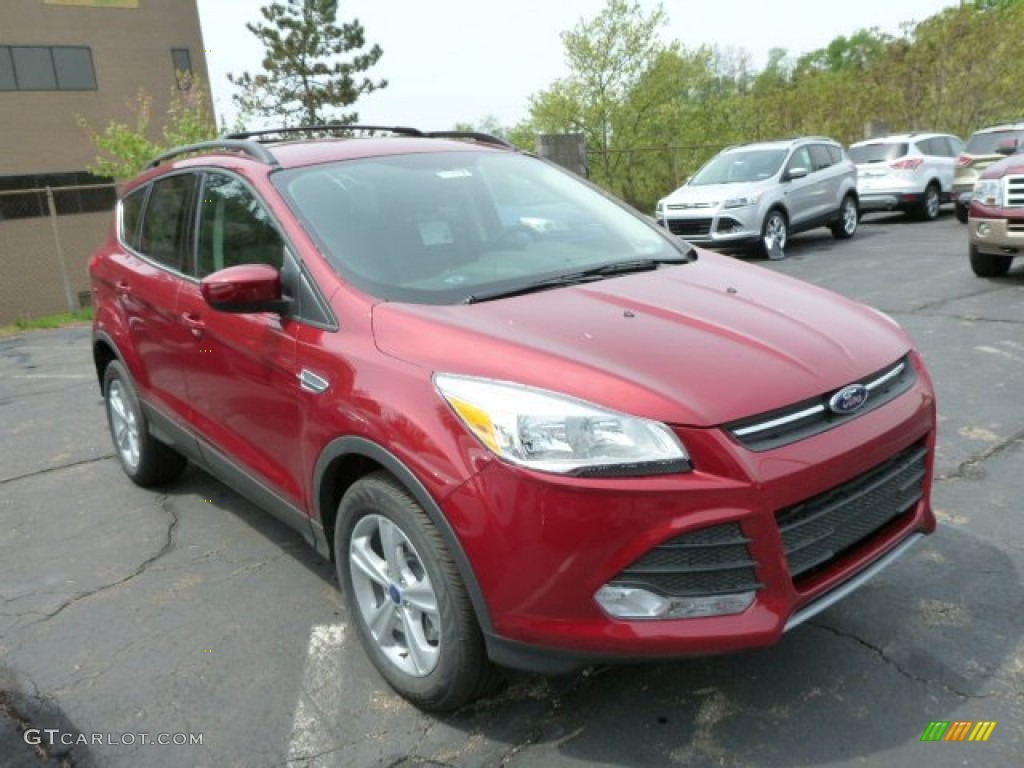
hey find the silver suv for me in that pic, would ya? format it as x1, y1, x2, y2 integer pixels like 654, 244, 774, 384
655, 137, 859, 257
849, 132, 963, 221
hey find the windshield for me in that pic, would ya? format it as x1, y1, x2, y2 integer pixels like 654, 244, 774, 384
275, 151, 688, 305
965, 129, 1024, 155
849, 143, 908, 164
689, 149, 787, 185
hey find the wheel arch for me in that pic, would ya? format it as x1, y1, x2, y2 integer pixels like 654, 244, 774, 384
92, 330, 128, 396
313, 436, 494, 634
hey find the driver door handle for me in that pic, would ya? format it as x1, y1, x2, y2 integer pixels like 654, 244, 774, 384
181, 312, 205, 337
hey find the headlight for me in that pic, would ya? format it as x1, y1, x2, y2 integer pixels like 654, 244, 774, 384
722, 193, 761, 209
655, 199, 665, 220
973, 179, 1001, 207
435, 374, 690, 476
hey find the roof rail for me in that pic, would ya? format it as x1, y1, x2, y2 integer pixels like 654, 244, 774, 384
423, 130, 516, 149
224, 124, 425, 142
223, 124, 516, 150
146, 139, 278, 169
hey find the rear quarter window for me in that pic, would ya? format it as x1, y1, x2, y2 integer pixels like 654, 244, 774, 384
119, 186, 147, 250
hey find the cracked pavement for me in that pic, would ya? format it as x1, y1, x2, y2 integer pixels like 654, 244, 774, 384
1, 212, 1022, 767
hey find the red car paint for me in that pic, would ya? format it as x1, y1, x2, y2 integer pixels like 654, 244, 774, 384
90, 134, 937, 671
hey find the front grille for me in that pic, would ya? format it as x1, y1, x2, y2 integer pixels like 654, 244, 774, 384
1005, 175, 1024, 208
667, 217, 712, 237
609, 522, 762, 597
777, 441, 928, 583
725, 355, 916, 452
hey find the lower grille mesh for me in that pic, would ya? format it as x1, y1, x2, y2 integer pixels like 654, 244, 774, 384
610, 522, 761, 597
778, 441, 928, 582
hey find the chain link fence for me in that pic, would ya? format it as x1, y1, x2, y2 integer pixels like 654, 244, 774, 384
0, 183, 117, 325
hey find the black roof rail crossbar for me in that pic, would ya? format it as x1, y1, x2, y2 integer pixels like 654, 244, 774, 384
146, 139, 278, 169
223, 124, 425, 141
424, 130, 515, 149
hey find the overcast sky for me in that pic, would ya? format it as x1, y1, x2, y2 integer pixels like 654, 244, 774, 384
195, 0, 957, 130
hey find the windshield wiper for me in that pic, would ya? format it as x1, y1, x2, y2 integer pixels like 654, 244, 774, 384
464, 256, 690, 304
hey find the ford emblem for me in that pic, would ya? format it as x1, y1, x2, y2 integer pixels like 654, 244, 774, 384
829, 384, 869, 415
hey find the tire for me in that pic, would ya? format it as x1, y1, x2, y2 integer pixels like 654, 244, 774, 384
955, 203, 969, 224
969, 243, 1012, 278
759, 209, 787, 258
915, 183, 941, 221
103, 361, 187, 487
336, 472, 498, 711
830, 195, 859, 239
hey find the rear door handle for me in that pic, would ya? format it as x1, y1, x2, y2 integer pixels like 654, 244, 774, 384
181, 312, 205, 337
115, 281, 132, 296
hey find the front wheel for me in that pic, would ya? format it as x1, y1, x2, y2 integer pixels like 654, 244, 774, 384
759, 210, 788, 258
103, 361, 186, 487
336, 472, 498, 711
831, 195, 859, 239
969, 243, 1012, 278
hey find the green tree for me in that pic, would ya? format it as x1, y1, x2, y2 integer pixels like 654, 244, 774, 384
229, 0, 386, 127
78, 76, 217, 180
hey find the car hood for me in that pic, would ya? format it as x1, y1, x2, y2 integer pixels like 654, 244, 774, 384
662, 180, 772, 208
979, 154, 1024, 179
371, 250, 911, 427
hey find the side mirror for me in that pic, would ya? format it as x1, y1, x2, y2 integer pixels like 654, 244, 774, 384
785, 167, 809, 181
995, 140, 1017, 157
200, 264, 291, 314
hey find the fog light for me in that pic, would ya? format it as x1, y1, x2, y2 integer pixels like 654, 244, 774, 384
976, 222, 991, 237
594, 585, 756, 619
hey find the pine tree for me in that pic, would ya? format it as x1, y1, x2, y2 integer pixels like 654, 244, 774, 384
229, 0, 386, 127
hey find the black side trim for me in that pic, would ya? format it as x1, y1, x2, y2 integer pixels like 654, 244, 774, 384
313, 437, 493, 635
143, 403, 317, 551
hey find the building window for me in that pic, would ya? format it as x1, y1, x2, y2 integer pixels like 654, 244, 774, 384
171, 48, 193, 89
0, 46, 97, 91
0, 172, 115, 221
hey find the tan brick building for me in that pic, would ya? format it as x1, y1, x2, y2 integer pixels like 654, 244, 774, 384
1, 0, 211, 176
1, 0, 211, 322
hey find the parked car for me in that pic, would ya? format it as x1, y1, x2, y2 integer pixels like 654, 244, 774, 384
953, 121, 1024, 223
90, 126, 937, 711
654, 136, 859, 258
849, 132, 963, 220
966, 150, 1024, 276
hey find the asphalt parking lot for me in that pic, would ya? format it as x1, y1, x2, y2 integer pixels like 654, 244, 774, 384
1, 210, 1022, 768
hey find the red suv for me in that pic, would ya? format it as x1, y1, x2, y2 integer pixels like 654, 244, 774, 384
90, 126, 937, 711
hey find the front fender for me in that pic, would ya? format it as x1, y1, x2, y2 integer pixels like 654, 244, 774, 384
313, 436, 493, 635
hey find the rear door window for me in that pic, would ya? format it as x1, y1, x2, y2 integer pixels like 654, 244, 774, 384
809, 145, 834, 172
138, 174, 198, 273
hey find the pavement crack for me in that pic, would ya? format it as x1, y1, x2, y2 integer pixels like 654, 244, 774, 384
18, 494, 179, 631
0, 453, 114, 486
809, 621, 985, 699
0, 690, 74, 767
937, 427, 1024, 482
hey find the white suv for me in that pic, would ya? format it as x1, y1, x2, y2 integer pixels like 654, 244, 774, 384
655, 137, 859, 258
849, 132, 963, 221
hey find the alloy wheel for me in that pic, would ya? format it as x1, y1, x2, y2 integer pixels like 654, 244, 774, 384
348, 513, 441, 677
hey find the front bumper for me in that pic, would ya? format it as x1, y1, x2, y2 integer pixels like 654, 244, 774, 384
968, 209, 1024, 255
445, 358, 937, 670
657, 208, 762, 248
